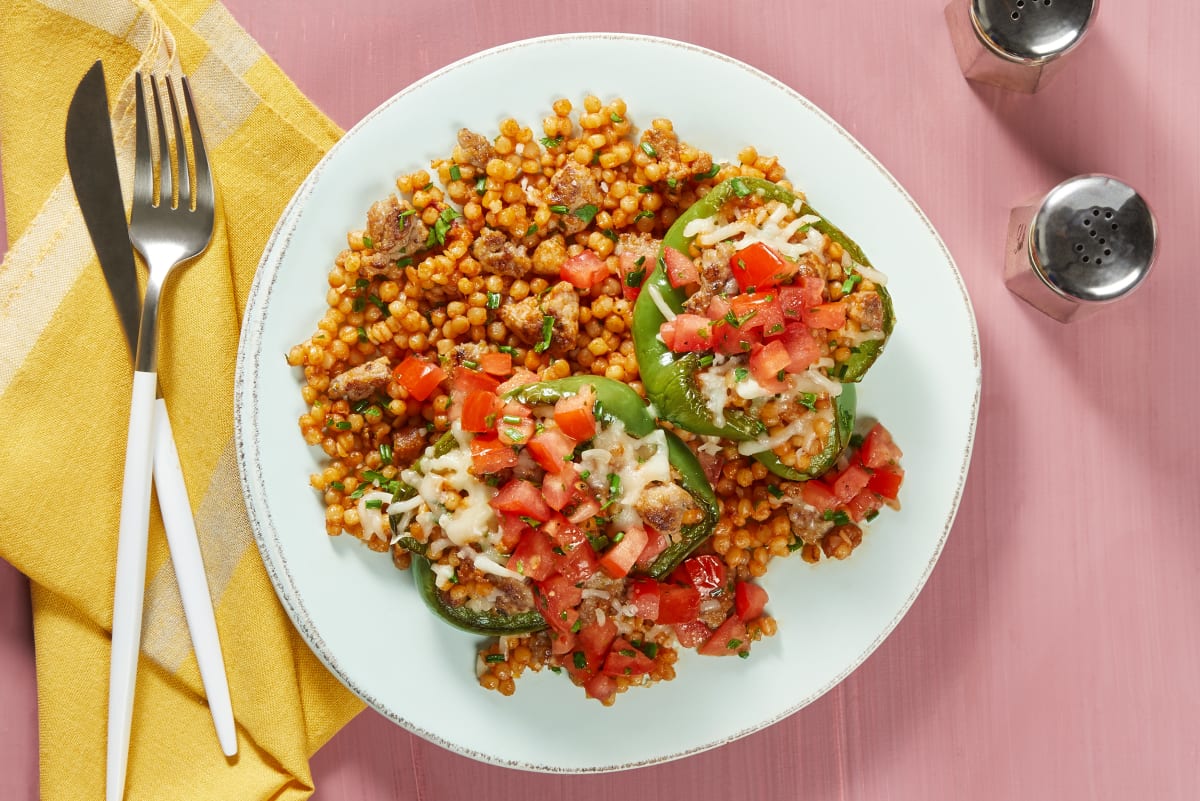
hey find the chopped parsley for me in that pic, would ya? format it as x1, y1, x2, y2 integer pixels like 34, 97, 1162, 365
640, 141, 658, 158
519, 516, 542, 528
548, 204, 569, 214
329, 481, 344, 491
767, 484, 783, 499
726, 638, 743, 650
540, 135, 563, 148
367, 295, 390, 318
497, 345, 519, 356
355, 278, 370, 290
486, 292, 501, 310
637, 185, 653, 194
364, 499, 383, 509
729, 177, 751, 197
357, 327, 369, 343
610, 112, 624, 123
734, 367, 749, 383
572, 204, 599, 224
724, 309, 756, 328
361, 235, 374, 249
475, 176, 487, 194
625, 267, 645, 288
395, 256, 413, 268
334, 420, 352, 431
525, 223, 538, 237
695, 163, 721, 180
634, 641, 659, 658
823, 509, 852, 526
633, 210, 654, 222
799, 392, 818, 411
666, 177, 677, 190
533, 314, 554, 353
602, 228, 618, 243
379, 443, 393, 465
571, 618, 583, 633
448, 164, 461, 182
573, 652, 587, 670
429, 206, 462, 247
738, 650, 750, 659
352, 297, 364, 312
485, 653, 506, 664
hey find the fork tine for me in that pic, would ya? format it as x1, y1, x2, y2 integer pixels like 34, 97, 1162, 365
149, 76, 173, 208
132, 73, 154, 208
181, 77, 212, 212
165, 77, 191, 212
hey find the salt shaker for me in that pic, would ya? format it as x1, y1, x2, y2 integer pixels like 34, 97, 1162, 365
1004, 175, 1156, 322
945, 0, 1098, 92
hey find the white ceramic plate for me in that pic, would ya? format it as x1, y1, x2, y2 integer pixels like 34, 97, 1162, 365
235, 33, 980, 772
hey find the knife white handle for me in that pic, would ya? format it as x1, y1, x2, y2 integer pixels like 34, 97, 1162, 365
152, 397, 238, 757
107, 370, 157, 801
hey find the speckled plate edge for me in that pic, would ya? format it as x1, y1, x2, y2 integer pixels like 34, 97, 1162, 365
234, 32, 981, 773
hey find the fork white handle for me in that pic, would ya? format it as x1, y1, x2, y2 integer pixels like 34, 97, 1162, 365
107, 370, 158, 801
152, 397, 237, 757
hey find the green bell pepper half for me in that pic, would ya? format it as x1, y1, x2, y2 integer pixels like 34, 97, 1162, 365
751, 383, 856, 481
504, 377, 719, 580
410, 555, 547, 635
631, 176, 892, 445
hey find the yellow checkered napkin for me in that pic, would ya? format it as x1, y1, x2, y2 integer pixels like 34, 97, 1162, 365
0, 1, 364, 798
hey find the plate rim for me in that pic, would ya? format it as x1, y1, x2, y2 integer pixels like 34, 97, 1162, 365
233, 30, 982, 773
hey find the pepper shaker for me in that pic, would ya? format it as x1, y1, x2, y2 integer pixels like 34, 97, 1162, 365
1004, 175, 1156, 322
945, 0, 1098, 93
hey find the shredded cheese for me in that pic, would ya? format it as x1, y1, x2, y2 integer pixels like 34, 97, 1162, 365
646, 283, 677, 322
357, 491, 394, 543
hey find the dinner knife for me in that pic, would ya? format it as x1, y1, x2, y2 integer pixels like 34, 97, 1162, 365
66, 61, 237, 759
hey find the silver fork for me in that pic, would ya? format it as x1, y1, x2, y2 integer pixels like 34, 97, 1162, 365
107, 73, 217, 801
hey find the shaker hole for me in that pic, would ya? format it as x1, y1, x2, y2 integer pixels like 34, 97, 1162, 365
1074, 243, 1084, 252
1083, 218, 1091, 227
1104, 211, 1113, 219
1044, 0, 1051, 6
1099, 238, 1106, 244
1082, 256, 1090, 263
1104, 249, 1112, 256
1111, 223, 1119, 230
1092, 209, 1101, 216
1016, 0, 1024, 6
1011, 11, 1020, 19
1095, 258, 1103, 265
1089, 230, 1097, 238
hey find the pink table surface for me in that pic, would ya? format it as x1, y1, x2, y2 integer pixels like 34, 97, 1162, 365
3, 1, 1200, 799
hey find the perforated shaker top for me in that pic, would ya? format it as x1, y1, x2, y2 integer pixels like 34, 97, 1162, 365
972, 0, 1096, 60
1030, 175, 1156, 303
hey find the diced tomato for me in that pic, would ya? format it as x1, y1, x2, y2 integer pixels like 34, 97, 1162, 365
866, 465, 904, 500
749, 340, 792, 391
469, 436, 518, 474
393, 356, 445, 402
577, 619, 618, 659
598, 525, 649, 579
729, 291, 775, 330
602, 638, 655, 677
780, 286, 807, 321
491, 479, 551, 521
730, 242, 793, 290
584, 672, 617, 703
735, 581, 769, 621
496, 368, 539, 394
800, 480, 839, 514
706, 295, 731, 321
698, 615, 749, 657
527, 430, 577, 474
541, 471, 575, 511
451, 366, 500, 396
658, 319, 677, 350
673, 619, 711, 648
664, 246, 699, 288
537, 575, 583, 634
550, 630, 576, 656
859, 422, 904, 470
845, 488, 885, 523
506, 530, 556, 581
461, 390, 499, 433
618, 251, 647, 301
479, 352, 513, 377
757, 301, 786, 339
712, 319, 761, 355
553, 385, 597, 441
555, 537, 599, 583
629, 579, 661, 620
664, 314, 713, 353
498, 418, 535, 446
832, 463, 872, 504
564, 646, 601, 680
634, 527, 670, 570
560, 249, 609, 289
683, 555, 727, 597
697, 450, 724, 485
780, 324, 820, 372
567, 497, 601, 524
803, 301, 847, 330
656, 585, 701, 625
497, 514, 530, 552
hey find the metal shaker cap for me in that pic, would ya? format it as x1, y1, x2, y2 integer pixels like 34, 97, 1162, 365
972, 0, 1096, 61
1030, 175, 1156, 303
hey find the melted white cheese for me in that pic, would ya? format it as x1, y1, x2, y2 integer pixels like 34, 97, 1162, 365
357, 491, 394, 543
399, 422, 498, 548
646, 283, 677, 322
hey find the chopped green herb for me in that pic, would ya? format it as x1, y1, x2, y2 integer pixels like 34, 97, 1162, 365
395, 256, 413, 268
788, 538, 805, 552
849, 433, 864, 449
608, 473, 622, 497
865, 509, 881, 521
352, 398, 371, 413
361, 235, 374, 249
610, 112, 624, 123
486, 291, 501, 310
497, 345, 519, 356
357, 327, 368, 343
724, 309, 756, 328
734, 367, 750, 383
698, 353, 715, 367
525, 223, 538, 237
519, 516, 542, 528
540, 135, 563, 148
379, 443, 393, 465
580, 470, 591, 480
626, 268, 645, 288
552, 546, 566, 556
549, 665, 562, 674
633, 210, 654, 222
730, 177, 751, 197
635, 255, 646, 267
364, 499, 383, 509
767, 484, 783, 499
398, 208, 416, 220
365, 406, 382, 420
352, 297, 364, 312
640, 141, 658, 158
462, 359, 480, 371
768, 323, 784, 334
635, 641, 659, 658
612, 531, 625, 544
448, 164, 461, 182
799, 392, 818, 411
602, 228, 618, 243
431, 206, 462, 246
572, 204, 599, 224
726, 638, 743, 650
822, 509, 852, 526
777, 369, 787, 382
367, 295, 390, 317
475, 176, 487, 194
362, 469, 387, 485
502, 415, 522, 425
573, 652, 587, 670
533, 314, 554, 353
422, 182, 433, 191
355, 278, 370, 290
842, 273, 862, 293
695, 163, 721, 180
348, 484, 369, 500
334, 421, 352, 431
738, 650, 750, 659
485, 653, 506, 664
329, 481, 345, 491
667, 177, 678, 190
571, 618, 583, 633
618, 649, 636, 658
549, 204, 569, 214
637, 185, 653, 194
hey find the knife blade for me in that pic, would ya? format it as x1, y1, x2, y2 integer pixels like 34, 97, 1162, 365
65, 61, 238, 762
65, 61, 140, 355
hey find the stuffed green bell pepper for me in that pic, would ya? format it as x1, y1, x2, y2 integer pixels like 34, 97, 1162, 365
630, 176, 892, 480
386, 376, 718, 636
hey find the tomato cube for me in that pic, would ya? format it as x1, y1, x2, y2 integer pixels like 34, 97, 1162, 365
496, 369, 540, 394
461, 390, 499, 433
698, 615, 749, 657
577, 619, 618, 658
656, 585, 701, 624
629, 579, 661, 620
491, 479, 551, 521
527, 430, 578, 474
866, 465, 903, 500
555, 538, 599, 583
618, 251, 646, 301
450, 366, 500, 397
673, 620, 711, 648
497, 514, 530, 552
665, 314, 713, 353
634, 527, 670, 570
800, 480, 838, 513
734, 581, 769, 621
683, 555, 727, 596
749, 340, 792, 390
664, 246, 700, 288
706, 295, 731, 321
541, 471, 574, 511
567, 497, 601, 524
803, 301, 847, 330
478, 352, 513, 376
550, 630, 576, 656
845, 488, 885, 523
730, 242, 793, 290
832, 463, 872, 504
470, 436, 518, 474
602, 638, 655, 677
780, 324, 820, 372
860, 422, 904, 470
506, 530, 556, 581
584, 672, 616, 703
498, 418, 535, 446
598, 525, 649, 579
712, 319, 761, 355
560, 249, 609, 289
393, 356, 445, 402
553, 385, 597, 441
